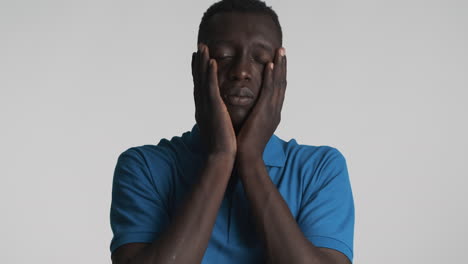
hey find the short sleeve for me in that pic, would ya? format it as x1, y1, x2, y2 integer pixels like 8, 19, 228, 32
296, 148, 355, 263
109, 148, 170, 254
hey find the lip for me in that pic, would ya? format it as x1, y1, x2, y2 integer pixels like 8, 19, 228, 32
224, 95, 254, 106
222, 87, 254, 106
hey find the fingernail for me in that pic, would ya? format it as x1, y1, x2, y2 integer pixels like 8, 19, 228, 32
280, 48, 285, 56
270, 63, 274, 70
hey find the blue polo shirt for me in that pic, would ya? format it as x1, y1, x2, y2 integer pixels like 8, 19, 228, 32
110, 124, 354, 263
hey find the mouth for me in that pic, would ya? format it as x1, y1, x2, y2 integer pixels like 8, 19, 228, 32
224, 95, 254, 106
222, 86, 255, 107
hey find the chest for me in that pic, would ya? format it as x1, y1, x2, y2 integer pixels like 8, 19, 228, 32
168, 164, 303, 262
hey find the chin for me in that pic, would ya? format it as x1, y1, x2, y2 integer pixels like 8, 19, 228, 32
226, 103, 255, 133
230, 115, 247, 133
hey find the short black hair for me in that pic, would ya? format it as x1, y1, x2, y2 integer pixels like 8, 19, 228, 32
197, 0, 282, 45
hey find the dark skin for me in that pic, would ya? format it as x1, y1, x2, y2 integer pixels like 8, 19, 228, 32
111, 12, 351, 264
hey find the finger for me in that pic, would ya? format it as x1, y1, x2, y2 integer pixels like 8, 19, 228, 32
192, 52, 201, 105
196, 43, 204, 88
259, 62, 274, 103
283, 50, 287, 81
278, 51, 287, 111
281, 49, 287, 85
270, 48, 284, 103
191, 52, 199, 87
207, 59, 221, 100
282, 52, 287, 90
273, 48, 283, 78
192, 51, 203, 123
198, 44, 210, 91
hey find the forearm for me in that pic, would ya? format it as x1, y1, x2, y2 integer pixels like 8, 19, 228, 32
237, 156, 332, 264
130, 154, 235, 264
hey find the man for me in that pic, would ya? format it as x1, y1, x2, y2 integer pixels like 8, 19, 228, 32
109, 0, 355, 263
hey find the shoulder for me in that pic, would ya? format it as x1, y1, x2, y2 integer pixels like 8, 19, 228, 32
116, 129, 195, 167
279, 136, 347, 169
113, 129, 197, 184
277, 136, 349, 187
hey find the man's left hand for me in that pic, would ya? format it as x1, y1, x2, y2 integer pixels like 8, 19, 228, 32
236, 47, 287, 160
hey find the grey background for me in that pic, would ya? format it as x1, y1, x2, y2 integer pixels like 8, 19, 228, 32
1, 0, 467, 263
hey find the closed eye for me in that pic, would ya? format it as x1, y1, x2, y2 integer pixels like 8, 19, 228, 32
253, 55, 269, 64
216, 56, 233, 60
251, 51, 271, 64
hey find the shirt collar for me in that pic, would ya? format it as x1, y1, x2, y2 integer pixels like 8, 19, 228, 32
187, 123, 286, 167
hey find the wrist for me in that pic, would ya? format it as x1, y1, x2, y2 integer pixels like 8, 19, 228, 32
205, 152, 236, 164
236, 151, 263, 165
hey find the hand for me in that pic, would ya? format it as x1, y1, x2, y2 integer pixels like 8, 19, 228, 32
192, 43, 237, 157
236, 47, 287, 159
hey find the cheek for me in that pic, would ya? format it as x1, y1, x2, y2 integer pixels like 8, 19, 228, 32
255, 63, 266, 77
216, 67, 228, 87
252, 64, 266, 86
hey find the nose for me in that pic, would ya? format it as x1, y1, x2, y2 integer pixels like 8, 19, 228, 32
228, 56, 252, 82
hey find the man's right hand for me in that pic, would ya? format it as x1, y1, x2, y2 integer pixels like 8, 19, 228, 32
112, 44, 238, 264
192, 43, 237, 157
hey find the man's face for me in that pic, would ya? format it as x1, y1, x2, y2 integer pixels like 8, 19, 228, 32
202, 12, 282, 131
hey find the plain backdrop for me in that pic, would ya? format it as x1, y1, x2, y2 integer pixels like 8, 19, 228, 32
1, 0, 467, 263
